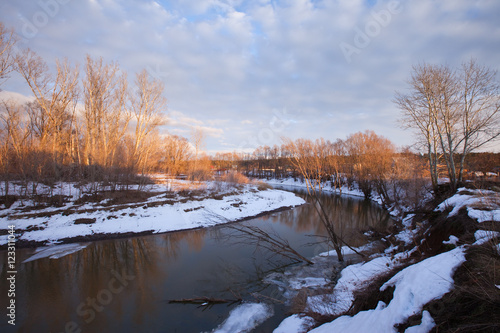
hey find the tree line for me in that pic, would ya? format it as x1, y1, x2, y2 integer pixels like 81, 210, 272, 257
1, 22, 214, 196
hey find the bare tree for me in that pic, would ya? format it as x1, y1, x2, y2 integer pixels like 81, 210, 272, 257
344, 130, 395, 203
457, 59, 500, 182
82, 55, 129, 169
15, 50, 79, 178
0, 22, 17, 85
0, 100, 31, 195
130, 69, 167, 173
395, 65, 441, 191
395, 60, 500, 192
283, 137, 346, 261
190, 128, 209, 181
160, 135, 192, 176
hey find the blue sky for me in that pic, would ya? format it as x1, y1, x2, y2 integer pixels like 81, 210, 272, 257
1, 0, 499, 153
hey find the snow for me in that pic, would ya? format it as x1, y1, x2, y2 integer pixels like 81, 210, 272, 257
22, 243, 89, 263
273, 314, 315, 333
395, 227, 419, 245
318, 244, 372, 257
402, 214, 415, 227
436, 188, 500, 222
263, 178, 366, 198
404, 311, 436, 333
467, 207, 500, 223
306, 255, 396, 316
443, 235, 459, 246
309, 247, 466, 333
0, 184, 305, 246
289, 277, 329, 289
210, 303, 274, 333
473, 229, 500, 246
270, 184, 498, 333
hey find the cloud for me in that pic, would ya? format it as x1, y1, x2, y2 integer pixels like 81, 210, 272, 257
167, 110, 224, 139
1, 0, 499, 152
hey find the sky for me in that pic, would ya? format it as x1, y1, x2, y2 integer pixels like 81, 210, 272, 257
1, 0, 499, 153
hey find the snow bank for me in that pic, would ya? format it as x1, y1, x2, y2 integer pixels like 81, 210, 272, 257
404, 311, 436, 333
436, 188, 500, 222
263, 178, 365, 198
473, 230, 500, 245
306, 256, 396, 316
0, 185, 305, 246
309, 247, 466, 333
273, 314, 315, 333
211, 303, 273, 333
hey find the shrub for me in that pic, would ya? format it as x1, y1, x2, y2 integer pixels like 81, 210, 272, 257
221, 171, 249, 184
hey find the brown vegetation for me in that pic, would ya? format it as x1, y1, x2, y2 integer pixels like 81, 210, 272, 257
0, 22, 217, 198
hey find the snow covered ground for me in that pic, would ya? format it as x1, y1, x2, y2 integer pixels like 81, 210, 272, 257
263, 177, 366, 199
0, 181, 305, 248
267, 183, 500, 333
309, 247, 466, 333
436, 187, 500, 223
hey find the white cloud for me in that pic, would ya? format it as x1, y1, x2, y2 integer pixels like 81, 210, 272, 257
1, 0, 499, 152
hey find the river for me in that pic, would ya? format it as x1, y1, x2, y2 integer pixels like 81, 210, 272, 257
0, 186, 393, 333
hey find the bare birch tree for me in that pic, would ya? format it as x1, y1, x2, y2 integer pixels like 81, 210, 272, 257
395, 60, 500, 192
457, 60, 500, 182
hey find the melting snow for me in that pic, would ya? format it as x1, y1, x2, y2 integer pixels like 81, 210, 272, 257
306, 255, 396, 316
273, 314, 315, 333
210, 303, 273, 333
1, 185, 305, 246
436, 188, 500, 222
443, 235, 459, 245
473, 230, 500, 246
309, 247, 466, 333
23, 243, 89, 263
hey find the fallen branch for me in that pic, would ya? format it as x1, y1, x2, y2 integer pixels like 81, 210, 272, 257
168, 296, 242, 306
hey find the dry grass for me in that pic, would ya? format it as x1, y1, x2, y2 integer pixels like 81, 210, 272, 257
424, 242, 500, 333
221, 171, 250, 184
253, 181, 273, 191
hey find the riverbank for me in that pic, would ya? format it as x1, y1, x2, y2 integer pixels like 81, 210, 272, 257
265, 183, 500, 332
0, 180, 305, 250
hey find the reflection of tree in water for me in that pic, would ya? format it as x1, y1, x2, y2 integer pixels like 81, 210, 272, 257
14, 229, 209, 332
7, 189, 394, 332
270, 189, 393, 247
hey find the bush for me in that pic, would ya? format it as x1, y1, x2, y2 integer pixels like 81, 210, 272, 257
221, 171, 249, 184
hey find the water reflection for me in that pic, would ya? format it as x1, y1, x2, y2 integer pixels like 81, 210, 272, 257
0, 188, 392, 333
266, 186, 392, 247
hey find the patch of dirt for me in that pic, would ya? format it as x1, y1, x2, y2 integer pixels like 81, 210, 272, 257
74, 218, 96, 225
0, 195, 19, 209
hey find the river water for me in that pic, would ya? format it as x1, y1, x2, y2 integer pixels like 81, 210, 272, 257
0, 186, 392, 333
